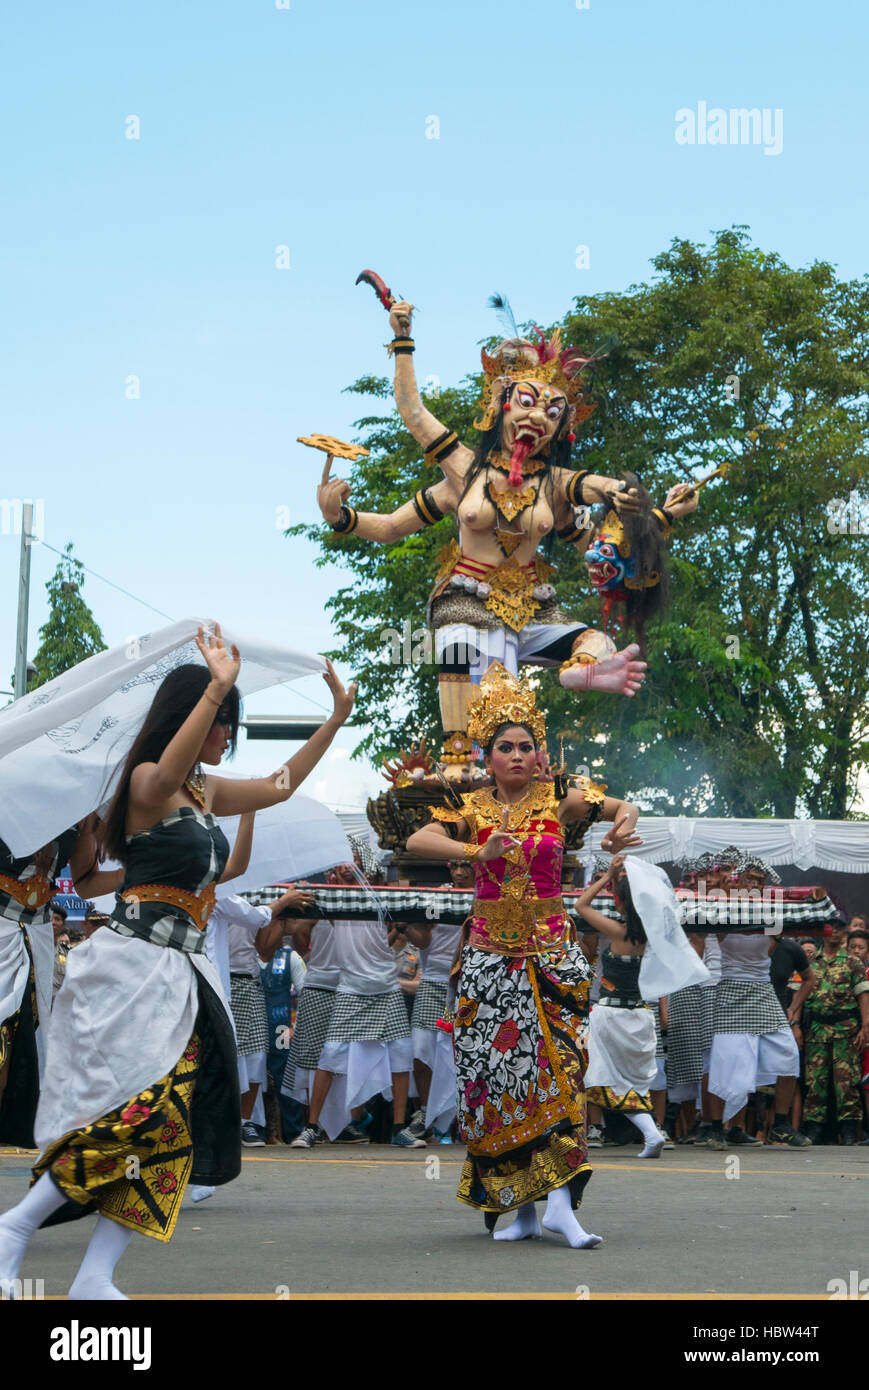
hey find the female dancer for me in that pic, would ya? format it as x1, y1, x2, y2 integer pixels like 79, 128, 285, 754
0, 818, 118, 1147
406, 661, 641, 1246
577, 856, 670, 1158
0, 625, 355, 1299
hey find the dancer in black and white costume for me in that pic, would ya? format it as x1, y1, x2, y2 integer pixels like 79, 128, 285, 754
577, 855, 710, 1158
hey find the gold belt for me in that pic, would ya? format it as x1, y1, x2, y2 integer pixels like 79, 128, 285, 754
469, 894, 568, 955
0, 870, 54, 911
120, 882, 216, 929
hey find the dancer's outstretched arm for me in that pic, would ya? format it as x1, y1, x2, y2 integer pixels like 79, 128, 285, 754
575, 868, 630, 944
210, 660, 356, 815
131, 622, 241, 812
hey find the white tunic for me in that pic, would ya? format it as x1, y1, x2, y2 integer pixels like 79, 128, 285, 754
302, 921, 339, 990
420, 923, 462, 983
332, 919, 399, 996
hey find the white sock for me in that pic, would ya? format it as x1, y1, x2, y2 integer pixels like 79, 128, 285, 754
628, 1111, 660, 1143
68, 1215, 132, 1301
541, 1183, 603, 1249
189, 1185, 215, 1203
0, 1173, 67, 1294
493, 1201, 541, 1241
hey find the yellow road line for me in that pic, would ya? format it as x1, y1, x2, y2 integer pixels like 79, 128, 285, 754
238, 1153, 863, 1177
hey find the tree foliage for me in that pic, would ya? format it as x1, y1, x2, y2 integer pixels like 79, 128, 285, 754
30, 544, 107, 689
288, 230, 869, 818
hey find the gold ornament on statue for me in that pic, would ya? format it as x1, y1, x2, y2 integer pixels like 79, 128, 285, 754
466, 661, 546, 749
473, 328, 599, 432
297, 435, 371, 461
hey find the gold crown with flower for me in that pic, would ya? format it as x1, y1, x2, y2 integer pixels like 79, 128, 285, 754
466, 661, 547, 748
474, 328, 600, 432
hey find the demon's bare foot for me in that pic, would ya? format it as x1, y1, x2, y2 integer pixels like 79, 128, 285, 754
560, 645, 646, 696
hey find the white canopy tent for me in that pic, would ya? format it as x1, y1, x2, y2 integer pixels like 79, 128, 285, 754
576, 817, 869, 874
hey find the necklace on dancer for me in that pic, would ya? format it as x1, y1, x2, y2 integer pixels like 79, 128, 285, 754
184, 765, 207, 809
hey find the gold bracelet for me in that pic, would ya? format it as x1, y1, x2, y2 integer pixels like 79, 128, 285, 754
463, 842, 482, 860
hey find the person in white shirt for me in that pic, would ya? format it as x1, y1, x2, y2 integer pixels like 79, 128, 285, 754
210, 890, 310, 1148
704, 927, 801, 1149
282, 918, 340, 1114
290, 864, 425, 1149
400, 921, 463, 1140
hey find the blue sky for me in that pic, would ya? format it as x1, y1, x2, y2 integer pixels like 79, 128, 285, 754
2, 0, 866, 808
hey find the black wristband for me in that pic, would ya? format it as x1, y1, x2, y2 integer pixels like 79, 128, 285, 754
332, 504, 358, 534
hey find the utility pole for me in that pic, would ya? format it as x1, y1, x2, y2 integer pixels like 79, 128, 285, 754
14, 502, 33, 700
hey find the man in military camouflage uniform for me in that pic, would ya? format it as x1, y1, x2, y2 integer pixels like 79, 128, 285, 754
802, 925, 869, 1144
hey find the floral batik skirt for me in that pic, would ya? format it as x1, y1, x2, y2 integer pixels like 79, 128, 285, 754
33, 1032, 202, 1243
454, 944, 592, 1220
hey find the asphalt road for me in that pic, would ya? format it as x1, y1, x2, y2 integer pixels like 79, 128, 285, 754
1, 1142, 866, 1300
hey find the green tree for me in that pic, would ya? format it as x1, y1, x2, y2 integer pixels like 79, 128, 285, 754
30, 543, 106, 688
289, 229, 869, 818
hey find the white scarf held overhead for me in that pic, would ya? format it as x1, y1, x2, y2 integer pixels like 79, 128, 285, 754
624, 857, 711, 1001
0, 618, 326, 856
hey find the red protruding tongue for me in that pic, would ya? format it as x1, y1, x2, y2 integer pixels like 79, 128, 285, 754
507, 438, 534, 487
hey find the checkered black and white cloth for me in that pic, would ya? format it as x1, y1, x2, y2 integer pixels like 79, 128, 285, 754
244, 885, 843, 931
287, 986, 336, 1071
649, 999, 665, 1059
411, 979, 448, 1033
229, 973, 270, 1056
712, 979, 789, 1036
666, 983, 715, 1087
325, 989, 410, 1044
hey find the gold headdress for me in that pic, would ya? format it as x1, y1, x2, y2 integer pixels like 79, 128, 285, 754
466, 661, 546, 748
474, 328, 600, 432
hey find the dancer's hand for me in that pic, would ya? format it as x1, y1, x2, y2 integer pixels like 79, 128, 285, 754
600, 814, 643, 854
478, 807, 521, 860
317, 454, 352, 525
389, 300, 414, 338
323, 658, 357, 725
535, 748, 555, 782
195, 623, 240, 695
664, 483, 699, 517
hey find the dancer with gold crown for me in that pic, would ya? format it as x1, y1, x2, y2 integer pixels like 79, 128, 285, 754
406, 662, 641, 1246
313, 286, 698, 773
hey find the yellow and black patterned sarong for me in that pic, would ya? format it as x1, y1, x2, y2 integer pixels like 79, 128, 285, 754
586, 1085, 654, 1114
33, 1032, 201, 1243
